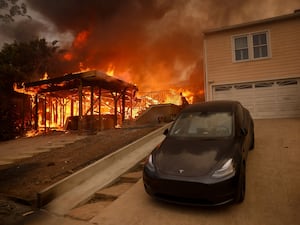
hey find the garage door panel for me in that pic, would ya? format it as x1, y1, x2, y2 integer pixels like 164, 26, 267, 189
212, 78, 300, 119
277, 96, 299, 104
214, 94, 232, 100
255, 103, 277, 112
255, 96, 276, 103
278, 101, 300, 111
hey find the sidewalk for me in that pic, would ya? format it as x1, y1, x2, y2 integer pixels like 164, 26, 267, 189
0, 132, 87, 166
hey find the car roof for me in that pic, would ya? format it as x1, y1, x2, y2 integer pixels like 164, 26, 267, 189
181, 100, 241, 113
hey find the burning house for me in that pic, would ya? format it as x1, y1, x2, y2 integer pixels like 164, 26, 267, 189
18, 70, 138, 133
13, 68, 202, 136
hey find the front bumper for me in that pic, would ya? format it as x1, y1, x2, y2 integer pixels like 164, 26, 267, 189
143, 168, 238, 206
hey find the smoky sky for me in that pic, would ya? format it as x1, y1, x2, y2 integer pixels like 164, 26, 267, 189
26, 0, 190, 89
2, 0, 300, 90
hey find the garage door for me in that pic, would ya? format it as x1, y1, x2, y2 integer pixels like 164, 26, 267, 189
212, 78, 300, 118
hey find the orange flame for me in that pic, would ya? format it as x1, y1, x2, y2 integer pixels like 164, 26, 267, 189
161, 89, 193, 105
79, 62, 94, 72
63, 52, 73, 61
73, 30, 89, 48
106, 63, 115, 76
41, 72, 49, 80
136, 88, 195, 112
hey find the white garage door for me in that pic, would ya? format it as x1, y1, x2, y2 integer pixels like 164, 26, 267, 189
212, 78, 300, 118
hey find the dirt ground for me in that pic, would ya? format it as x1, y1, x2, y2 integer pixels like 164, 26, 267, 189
0, 125, 160, 225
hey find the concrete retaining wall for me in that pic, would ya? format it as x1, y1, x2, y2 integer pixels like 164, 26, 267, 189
37, 123, 171, 214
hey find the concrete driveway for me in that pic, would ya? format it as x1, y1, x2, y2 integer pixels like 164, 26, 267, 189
26, 118, 300, 225
91, 118, 300, 225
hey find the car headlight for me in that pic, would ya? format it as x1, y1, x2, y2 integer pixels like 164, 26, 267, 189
212, 159, 235, 178
145, 154, 155, 171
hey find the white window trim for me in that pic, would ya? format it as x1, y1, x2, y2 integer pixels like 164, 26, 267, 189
231, 33, 250, 62
232, 30, 271, 63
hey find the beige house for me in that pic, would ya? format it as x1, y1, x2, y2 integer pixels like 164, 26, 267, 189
203, 11, 300, 118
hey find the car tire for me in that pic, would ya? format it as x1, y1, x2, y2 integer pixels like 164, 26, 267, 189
235, 163, 246, 203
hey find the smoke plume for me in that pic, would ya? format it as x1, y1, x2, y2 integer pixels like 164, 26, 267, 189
2, 0, 300, 92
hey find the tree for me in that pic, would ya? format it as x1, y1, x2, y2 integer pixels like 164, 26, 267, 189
0, 0, 30, 23
0, 38, 59, 140
0, 38, 59, 89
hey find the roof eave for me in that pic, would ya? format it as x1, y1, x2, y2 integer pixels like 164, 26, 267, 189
203, 11, 300, 35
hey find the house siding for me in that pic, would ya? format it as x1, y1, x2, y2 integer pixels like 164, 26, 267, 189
204, 15, 300, 100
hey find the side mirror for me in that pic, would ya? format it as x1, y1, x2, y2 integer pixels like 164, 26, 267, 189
240, 128, 248, 136
163, 129, 169, 136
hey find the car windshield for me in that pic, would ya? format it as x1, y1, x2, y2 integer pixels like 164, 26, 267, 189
169, 111, 233, 138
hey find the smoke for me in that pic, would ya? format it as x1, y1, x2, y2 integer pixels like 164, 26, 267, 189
0, 17, 47, 42
2, 0, 300, 91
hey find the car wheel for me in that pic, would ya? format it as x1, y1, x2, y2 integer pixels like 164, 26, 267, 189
235, 163, 246, 203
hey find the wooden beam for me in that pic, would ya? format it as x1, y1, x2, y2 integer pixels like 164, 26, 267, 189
34, 95, 38, 130
90, 86, 94, 132
78, 81, 83, 132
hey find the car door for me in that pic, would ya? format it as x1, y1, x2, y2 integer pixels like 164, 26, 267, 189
236, 104, 250, 158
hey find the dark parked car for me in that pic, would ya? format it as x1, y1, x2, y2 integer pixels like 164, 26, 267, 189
143, 100, 254, 206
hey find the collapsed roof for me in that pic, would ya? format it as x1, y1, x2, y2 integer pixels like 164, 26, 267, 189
24, 70, 138, 96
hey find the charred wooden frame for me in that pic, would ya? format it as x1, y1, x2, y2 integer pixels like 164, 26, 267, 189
23, 70, 138, 132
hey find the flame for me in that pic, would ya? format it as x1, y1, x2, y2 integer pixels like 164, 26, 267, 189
41, 72, 49, 80
13, 83, 35, 96
79, 62, 95, 72
138, 88, 194, 106
106, 63, 115, 76
134, 87, 196, 118
63, 52, 73, 61
62, 30, 90, 62
73, 30, 89, 48
179, 89, 194, 104
13, 61, 203, 134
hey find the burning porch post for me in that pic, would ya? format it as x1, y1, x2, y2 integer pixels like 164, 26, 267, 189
53, 98, 58, 125
111, 91, 121, 127
49, 96, 52, 129
130, 90, 134, 119
70, 98, 74, 117
121, 89, 126, 123
78, 80, 83, 132
21, 93, 25, 134
34, 95, 38, 130
90, 85, 94, 132
43, 95, 47, 132
98, 88, 102, 131
113, 93, 118, 127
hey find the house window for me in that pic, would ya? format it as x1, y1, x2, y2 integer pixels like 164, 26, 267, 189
233, 31, 270, 62
253, 33, 268, 58
234, 36, 249, 61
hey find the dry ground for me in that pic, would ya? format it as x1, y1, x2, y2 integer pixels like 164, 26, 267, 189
0, 125, 159, 225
